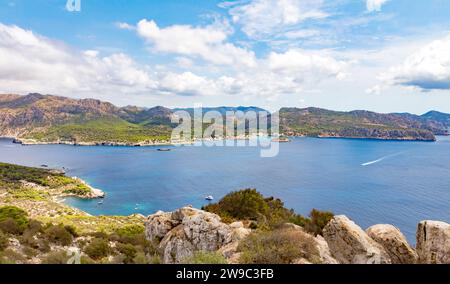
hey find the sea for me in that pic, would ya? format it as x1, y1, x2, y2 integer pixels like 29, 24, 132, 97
1, 136, 449, 243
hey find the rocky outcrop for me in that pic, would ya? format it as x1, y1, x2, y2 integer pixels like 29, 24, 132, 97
145, 207, 450, 265
366, 224, 417, 264
323, 215, 391, 264
416, 220, 450, 264
314, 235, 339, 264
145, 206, 250, 264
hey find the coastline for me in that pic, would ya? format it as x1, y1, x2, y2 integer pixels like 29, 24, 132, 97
6, 133, 439, 147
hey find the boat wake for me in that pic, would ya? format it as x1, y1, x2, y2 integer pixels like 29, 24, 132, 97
361, 152, 404, 167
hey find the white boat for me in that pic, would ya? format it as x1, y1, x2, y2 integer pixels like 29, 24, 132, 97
205, 195, 214, 201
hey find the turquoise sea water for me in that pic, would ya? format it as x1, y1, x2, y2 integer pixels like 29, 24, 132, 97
1, 137, 449, 243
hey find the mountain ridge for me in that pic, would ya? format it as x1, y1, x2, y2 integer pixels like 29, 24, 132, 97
1, 93, 449, 143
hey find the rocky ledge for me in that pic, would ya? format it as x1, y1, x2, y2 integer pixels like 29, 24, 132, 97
145, 209, 450, 264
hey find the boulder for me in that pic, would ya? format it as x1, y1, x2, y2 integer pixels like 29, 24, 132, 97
323, 215, 391, 264
145, 211, 179, 241
146, 207, 242, 264
366, 224, 417, 264
416, 220, 450, 264
314, 235, 339, 264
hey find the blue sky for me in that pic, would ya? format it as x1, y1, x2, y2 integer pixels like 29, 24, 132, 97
1, 0, 450, 113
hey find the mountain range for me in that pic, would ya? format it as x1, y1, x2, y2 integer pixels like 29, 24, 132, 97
0, 93, 449, 144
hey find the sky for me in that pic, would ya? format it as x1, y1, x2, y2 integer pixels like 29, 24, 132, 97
1, 0, 450, 114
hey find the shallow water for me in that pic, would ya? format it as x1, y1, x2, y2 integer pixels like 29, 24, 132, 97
1, 137, 449, 243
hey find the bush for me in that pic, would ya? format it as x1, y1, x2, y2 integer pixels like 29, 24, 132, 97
0, 231, 8, 251
238, 228, 320, 264
27, 220, 43, 234
116, 243, 137, 264
42, 250, 70, 264
44, 224, 73, 246
203, 189, 310, 228
64, 225, 78, 237
84, 238, 111, 260
304, 209, 334, 236
0, 206, 29, 233
0, 218, 23, 235
203, 189, 269, 220
182, 251, 228, 264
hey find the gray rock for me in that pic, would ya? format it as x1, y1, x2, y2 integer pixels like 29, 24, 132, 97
323, 215, 391, 264
145, 210, 179, 241
416, 220, 450, 264
146, 207, 240, 264
314, 235, 339, 264
367, 224, 417, 264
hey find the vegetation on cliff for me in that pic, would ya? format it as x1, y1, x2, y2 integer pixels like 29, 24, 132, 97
279, 107, 448, 141
1, 93, 449, 143
202, 188, 334, 235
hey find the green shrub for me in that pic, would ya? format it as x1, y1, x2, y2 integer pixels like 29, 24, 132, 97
64, 225, 78, 237
84, 238, 111, 260
63, 184, 92, 196
116, 243, 137, 264
304, 209, 334, 236
0, 206, 29, 233
42, 250, 70, 264
27, 220, 44, 234
115, 225, 145, 237
238, 228, 320, 264
203, 189, 269, 220
0, 231, 8, 251
0, 218, 23, 235
182, 251, 228, 264
203, 189, 309, 228
44, 224, 73, 246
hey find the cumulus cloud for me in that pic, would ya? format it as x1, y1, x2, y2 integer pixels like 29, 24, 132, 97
366, 0, 389, 13
0, 23, 156, 96
0, 22, 352, 106
116, 22, 135, 30
380, 36, 450, 90
136, 19, 256, 67
222, 0, 328, 39
267, 49, 346, 80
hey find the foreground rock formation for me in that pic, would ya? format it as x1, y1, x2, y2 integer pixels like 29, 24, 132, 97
145, 206, 251, 263
366, 224, 418, 264
323, 215, 391, 264
145, 207, 450, 264
416, 221, 450, 264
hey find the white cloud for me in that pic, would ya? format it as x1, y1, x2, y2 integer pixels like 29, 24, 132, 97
380, 36, 450, 90
268, 49, 347, 80
0, 22, 354, 108
223, 0, 328, 39
159, 72, 216, 96
136, 19, 256, 67
116, 22, 135, 31
0, 23, 157, 96
366, 0, 389, 13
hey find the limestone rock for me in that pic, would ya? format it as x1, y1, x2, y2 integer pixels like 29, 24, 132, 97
314, 235, 339, 264
146, 207, 239, 264
416, 220, 450, 264
366, 224, 417, 264
218, 242, 241, 264
323, 215, 391, 264
145, 210, 179, 241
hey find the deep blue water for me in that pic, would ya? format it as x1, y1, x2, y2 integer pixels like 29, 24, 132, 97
1, 137, 449, 243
